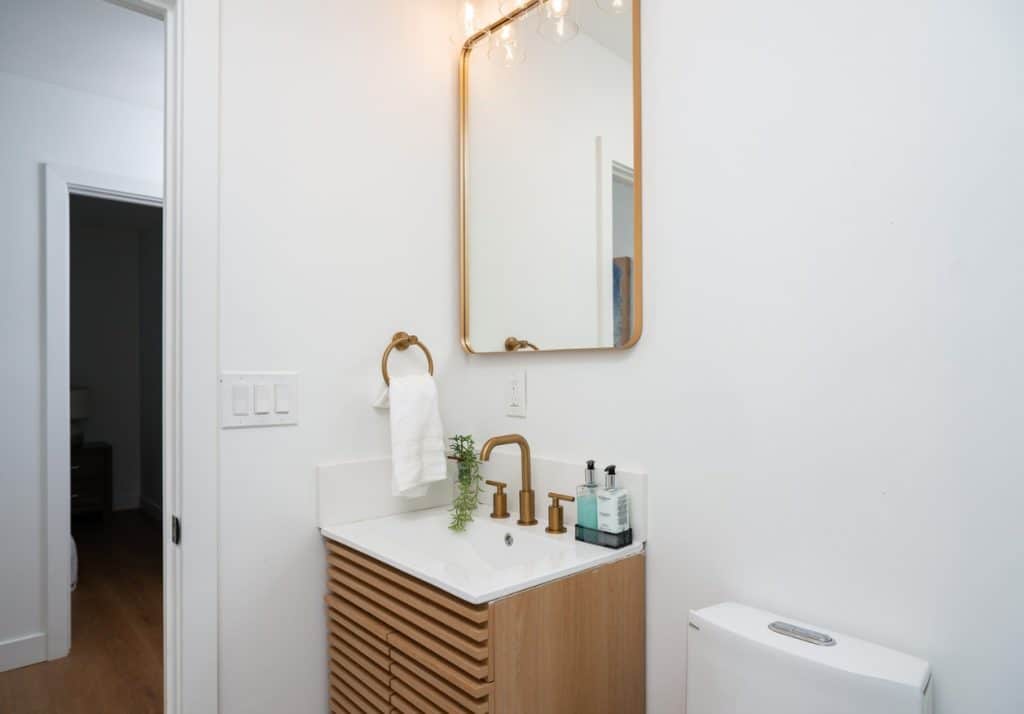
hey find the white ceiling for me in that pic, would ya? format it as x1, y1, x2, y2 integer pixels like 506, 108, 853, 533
0, 0, 164, 109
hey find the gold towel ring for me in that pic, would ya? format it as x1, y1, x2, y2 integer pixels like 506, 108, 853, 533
381, 331, 434, 386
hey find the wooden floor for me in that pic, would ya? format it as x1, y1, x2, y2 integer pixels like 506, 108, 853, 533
0, 510, 163, 713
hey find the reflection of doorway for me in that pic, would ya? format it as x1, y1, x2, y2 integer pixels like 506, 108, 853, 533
611, 162, 635, 347
596, 136, 635, 346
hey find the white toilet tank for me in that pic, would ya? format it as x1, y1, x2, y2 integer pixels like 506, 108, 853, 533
686, 603, 933, 714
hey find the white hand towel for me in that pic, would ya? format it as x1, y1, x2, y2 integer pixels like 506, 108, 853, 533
387, 374, 447, 498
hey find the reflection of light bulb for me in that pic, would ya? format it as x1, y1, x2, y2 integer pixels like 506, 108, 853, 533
450, 0, 478, 44
538, 0, 578, 43
596, 0, 627, 14
488, 20, 526, 67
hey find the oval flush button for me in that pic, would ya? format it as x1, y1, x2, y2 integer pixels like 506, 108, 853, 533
769, 621, 837, 647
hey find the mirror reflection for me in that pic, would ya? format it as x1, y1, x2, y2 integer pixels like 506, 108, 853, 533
462, 0, 640, 353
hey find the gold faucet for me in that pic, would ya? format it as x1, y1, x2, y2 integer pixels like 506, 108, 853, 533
479, 434, 537, 526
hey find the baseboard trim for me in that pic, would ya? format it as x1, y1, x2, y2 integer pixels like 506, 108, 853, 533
140, 496, 162, 522
0, 632, 47, 673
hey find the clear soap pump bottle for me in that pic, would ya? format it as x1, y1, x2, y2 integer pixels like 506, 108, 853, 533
597, 464, 631, 534
576, 460, 599, 530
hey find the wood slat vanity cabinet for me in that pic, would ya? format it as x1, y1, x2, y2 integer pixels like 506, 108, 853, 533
323, 539, 645, 714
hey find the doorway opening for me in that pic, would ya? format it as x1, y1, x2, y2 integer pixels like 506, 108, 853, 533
69, 194, 164, 709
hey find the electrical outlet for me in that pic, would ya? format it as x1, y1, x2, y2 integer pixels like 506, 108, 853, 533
505, 370, 527, 418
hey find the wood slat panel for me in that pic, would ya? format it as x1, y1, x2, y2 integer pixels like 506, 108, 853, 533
327, 543, 488, 624
330, 669, 390, 714
331, 582, 489, 680
391, 650, 489, 714
391, 661, 482, 714
391, 675, 445, 714
329, 559, 488, 642
326, 594, 392, 650
329, 690, 360, 714
329, 635, 389, 684
329, 647, 389, 704
329, 575, 489, 660
389, 693, 417, 714
329, 622, 391, 671
330, 674, 379, 714
387, 632, 493, 697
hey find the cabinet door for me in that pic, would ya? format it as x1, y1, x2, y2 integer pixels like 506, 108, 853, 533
325, 540, 494, 713
490, 554, 646, 714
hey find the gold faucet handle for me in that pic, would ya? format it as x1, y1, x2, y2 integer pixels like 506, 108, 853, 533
486, 480, 510, 519
545, 492, 575, 534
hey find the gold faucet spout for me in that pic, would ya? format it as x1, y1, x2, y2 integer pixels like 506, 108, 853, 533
479, 434, 537, 526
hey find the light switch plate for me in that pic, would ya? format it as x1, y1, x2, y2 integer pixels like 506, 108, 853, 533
505, 370, 527, 418
220, 372, 299, 428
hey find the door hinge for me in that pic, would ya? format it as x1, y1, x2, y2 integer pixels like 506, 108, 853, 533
171, 515, 181, 545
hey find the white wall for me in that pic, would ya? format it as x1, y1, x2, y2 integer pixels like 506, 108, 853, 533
216, 1, 458, 711
214, 1, 1022, 713
449, 1, 1024, 712
467, 25, 632, 351
0, 0, 164, 109
0, 69, 162, 661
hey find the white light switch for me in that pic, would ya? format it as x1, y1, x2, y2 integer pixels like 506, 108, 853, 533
253, 384, 272, 414
220, 372, 300, 428
274, 383, 290, 413
505, 370, 527, 418
231, 384, 250, 416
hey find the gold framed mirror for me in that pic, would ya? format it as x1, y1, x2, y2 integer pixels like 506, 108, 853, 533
459, 0, 642, 354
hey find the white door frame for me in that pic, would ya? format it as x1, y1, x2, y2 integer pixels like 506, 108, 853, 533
43, 2, 220, 712
43, 166, 161, 658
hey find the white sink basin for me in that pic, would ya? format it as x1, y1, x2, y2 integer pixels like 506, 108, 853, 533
321, 506, 643, 604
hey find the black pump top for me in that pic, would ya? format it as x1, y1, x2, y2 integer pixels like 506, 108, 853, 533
604, 464, 617, 489
587, 459, 595, 469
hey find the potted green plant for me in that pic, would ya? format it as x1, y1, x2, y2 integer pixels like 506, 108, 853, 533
448, 434, 484, 532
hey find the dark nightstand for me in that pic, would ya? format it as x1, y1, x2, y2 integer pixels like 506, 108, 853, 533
71, 442, 113, 520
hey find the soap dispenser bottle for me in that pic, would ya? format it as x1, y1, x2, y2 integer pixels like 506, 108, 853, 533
576, 460, 599, 530
597, 465, 631, 534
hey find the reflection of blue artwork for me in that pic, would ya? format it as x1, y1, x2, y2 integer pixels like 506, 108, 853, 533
613, 257, 632, 347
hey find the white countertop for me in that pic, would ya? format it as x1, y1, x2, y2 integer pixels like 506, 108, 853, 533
321, 506, 643, 604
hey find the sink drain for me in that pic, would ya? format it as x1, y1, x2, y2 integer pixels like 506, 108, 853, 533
504, 533, 514, 546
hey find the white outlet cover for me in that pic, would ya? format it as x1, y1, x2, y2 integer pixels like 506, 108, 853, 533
505, 370, 527, 418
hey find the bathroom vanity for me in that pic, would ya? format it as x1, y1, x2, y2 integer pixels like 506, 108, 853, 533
321, 508, 645, 713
